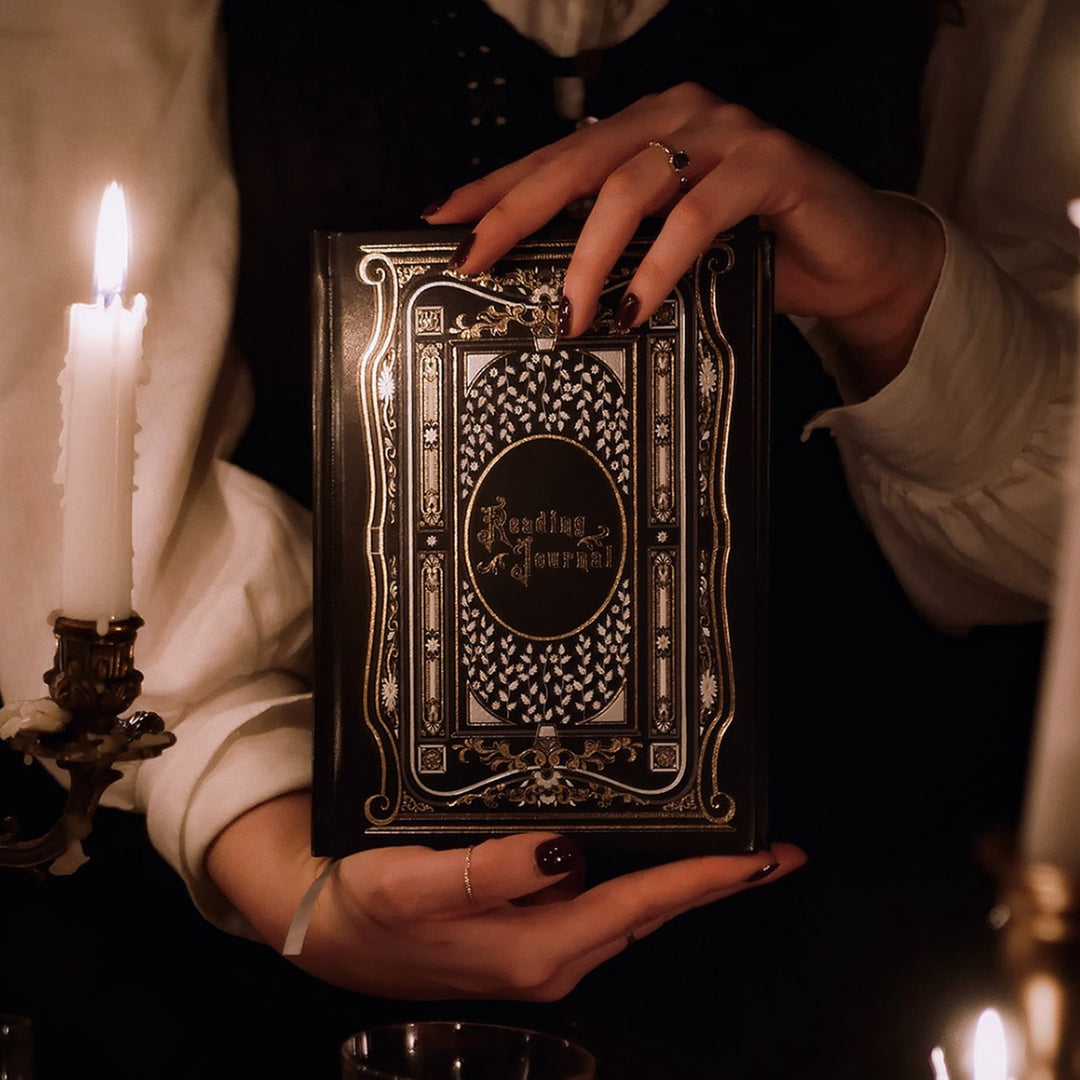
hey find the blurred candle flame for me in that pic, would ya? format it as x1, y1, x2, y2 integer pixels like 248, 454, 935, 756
973, 1009, 1008, 1080
93, 180, 128, 299
930, 1045, 951, 1080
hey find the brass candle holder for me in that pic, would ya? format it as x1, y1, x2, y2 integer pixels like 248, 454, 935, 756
995, 856, 1080, 1079
0, 613, 174, 874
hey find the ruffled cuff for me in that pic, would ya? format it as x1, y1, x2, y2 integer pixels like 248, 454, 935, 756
802, 210, 1071, 495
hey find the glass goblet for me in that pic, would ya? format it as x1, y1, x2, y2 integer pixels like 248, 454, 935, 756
340, 1021, 596, 1080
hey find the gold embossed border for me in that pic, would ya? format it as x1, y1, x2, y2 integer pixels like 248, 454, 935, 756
318, 224, 765, 847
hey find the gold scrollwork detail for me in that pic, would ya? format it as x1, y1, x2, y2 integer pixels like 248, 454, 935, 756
650, 550, 676, 736
650, 336, 677, 525
414, 303, 442, 336
380, 555, 400, 735
376, 350, 399, 526
698, 550, 722, 733
364, 792, 398, 827
649, 298, 679, 328
451, 732, 645, 808
398, 263, 432, 287
467, 266, 565, 295
708, 790, 737, 824
697, 337, 719, 514
695, 268, 737, 819
705, 241, 736, 276
419, 553, 444, 737
418, 342, 443, 528
661, 788, 703, 814
451, 267, 563, 341
454, 302, 556, 341
401, 793, 435, 813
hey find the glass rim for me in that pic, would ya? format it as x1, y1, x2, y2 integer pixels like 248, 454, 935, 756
340, 1019, 597, 1072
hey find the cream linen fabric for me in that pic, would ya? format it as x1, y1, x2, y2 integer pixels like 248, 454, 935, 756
803, 0, 1080, 630
482, 0, 670, 56
0, 0, 313, 936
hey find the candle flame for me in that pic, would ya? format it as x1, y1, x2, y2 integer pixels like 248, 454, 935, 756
93, 181, 128, 300
973, 1009, 1008, 1080
1067, 198, 1080, 230
930, 1046, 951, 1080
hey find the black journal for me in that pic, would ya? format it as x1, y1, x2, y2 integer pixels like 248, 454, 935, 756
312, 221, 771, 856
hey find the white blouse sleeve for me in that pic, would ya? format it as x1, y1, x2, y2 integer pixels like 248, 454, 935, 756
803, 214, 1075, 630
0, 1, 314, 935
801, 0, 1080, 630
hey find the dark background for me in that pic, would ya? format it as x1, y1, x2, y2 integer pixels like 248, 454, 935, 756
1, 2, 1047, 1077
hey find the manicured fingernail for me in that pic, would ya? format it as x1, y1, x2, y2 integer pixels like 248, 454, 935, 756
447, 232, 475, 271
535, 837, 583, 876
745, 859, 781, 883
421, 196, 448, 218
558, 295, 573, 337
614, 291, 639, 332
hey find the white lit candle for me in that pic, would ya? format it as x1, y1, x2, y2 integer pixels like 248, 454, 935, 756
1018, 199, 1080, 873
930, 1045, 952, 1080
930, 1008, 1014, 1080
57, 182, 146, 631
972, 1008, 1010, 1080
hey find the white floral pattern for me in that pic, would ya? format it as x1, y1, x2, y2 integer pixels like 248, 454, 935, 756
456, 348, 633, 727
461, 579, 631, 726
459, 349, 631, 499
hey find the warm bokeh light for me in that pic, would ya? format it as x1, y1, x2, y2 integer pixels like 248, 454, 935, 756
973, 1008, 1008, 1080
93, 181, 128, 298
1022, 973, 1065, 1064
930, 1045, 951, 1080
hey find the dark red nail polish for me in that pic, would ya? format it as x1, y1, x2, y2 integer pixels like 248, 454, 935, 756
535, 837, 584, 876
558, 295, 572, 337
421, 197, 447, 218
447, 232, 475, 271
745, 859, 780, 883
614, 291, 639, 332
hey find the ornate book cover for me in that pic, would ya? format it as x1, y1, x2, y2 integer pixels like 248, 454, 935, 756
312, 221, 771, 856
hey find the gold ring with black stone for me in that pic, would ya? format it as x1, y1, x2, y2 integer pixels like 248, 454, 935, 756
648, 140, 690, 191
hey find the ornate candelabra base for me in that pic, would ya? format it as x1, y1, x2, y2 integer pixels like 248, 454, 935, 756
998, 859, 1080, 1080
0, 613, 174, 874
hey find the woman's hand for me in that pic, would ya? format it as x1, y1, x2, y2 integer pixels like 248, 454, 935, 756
208, 791, 805, 1001
423, 82, 944, 399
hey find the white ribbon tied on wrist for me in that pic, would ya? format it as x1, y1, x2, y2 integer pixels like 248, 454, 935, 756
282, 858, 340, 956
